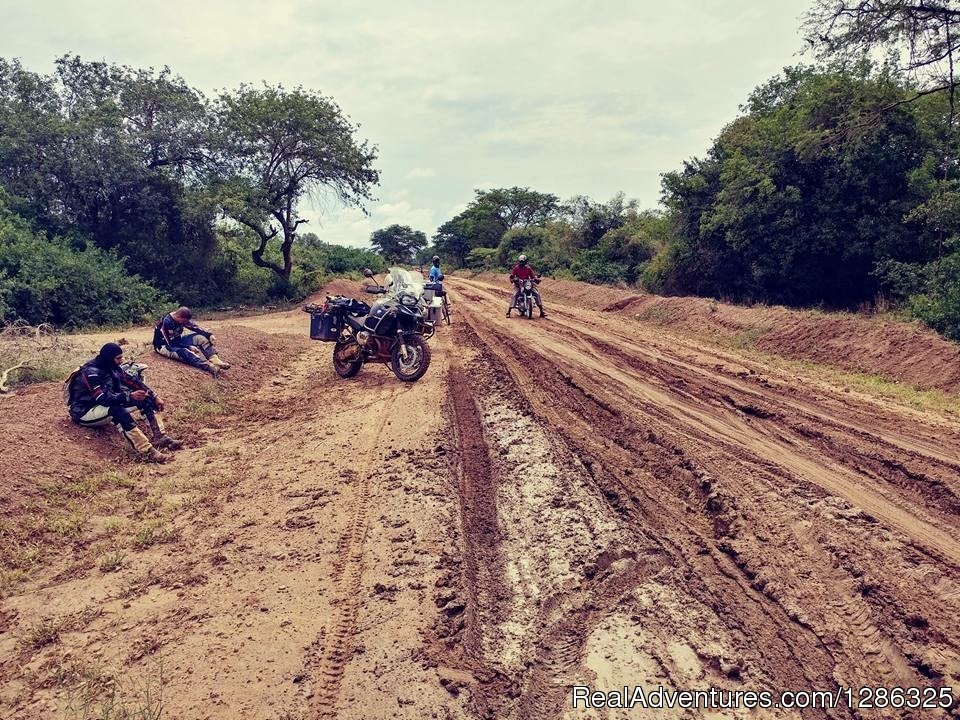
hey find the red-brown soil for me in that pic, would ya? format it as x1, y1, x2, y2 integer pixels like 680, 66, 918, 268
1, 276, 958, 720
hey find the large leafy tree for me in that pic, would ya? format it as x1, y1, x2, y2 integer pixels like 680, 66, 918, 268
0, 55, 217, 303
213, 84, 379, 280
432, 186, 559, 266
659, 65, 941, 306
369, 224, 427, 264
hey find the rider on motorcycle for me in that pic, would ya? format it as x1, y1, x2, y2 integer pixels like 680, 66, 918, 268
507, 254, 546, 318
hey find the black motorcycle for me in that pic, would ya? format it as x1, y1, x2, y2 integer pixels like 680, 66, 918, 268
305, 267, 432, 382
512, 277, 541, 319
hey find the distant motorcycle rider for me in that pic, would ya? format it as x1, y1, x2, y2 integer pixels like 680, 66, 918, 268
154, 306, 231, 377
506, 254, 546, 317
65, 342, 181, 464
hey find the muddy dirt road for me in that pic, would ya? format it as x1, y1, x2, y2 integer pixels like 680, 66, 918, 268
2, 276, 959, 719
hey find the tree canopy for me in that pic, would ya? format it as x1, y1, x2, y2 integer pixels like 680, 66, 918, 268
369, 224, 427, 264
213, 84, 379, 280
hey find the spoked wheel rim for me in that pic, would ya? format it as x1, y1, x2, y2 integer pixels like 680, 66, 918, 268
390, 336, 431, 382
395, 344, 423, 376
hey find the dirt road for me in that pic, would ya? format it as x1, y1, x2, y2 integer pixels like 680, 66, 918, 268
2, 276, 959, 719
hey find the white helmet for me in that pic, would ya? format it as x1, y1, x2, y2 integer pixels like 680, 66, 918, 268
518, 254, 528, 263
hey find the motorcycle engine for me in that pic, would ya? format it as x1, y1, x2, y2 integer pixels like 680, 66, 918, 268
357, 330, 371, 345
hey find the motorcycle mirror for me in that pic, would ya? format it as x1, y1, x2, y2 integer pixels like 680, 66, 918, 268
362, 268, 374, 278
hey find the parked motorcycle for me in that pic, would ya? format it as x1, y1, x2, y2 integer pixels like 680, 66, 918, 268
422, 273, 451, 326
512, 277, 541, 319
305, 267, 432, 382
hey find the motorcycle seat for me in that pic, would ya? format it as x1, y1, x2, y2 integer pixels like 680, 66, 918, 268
344, 315, 365, 331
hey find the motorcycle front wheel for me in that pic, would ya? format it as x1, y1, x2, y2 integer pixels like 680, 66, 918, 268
390, 335, 431, 382
332, 337, 363, 378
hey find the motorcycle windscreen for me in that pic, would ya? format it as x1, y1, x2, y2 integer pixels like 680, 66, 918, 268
386, 267, 424, 300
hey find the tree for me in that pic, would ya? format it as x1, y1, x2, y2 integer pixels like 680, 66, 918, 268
433, 203, 505, 266
657, 65, 941, 306
432, 187, 559, 266
369, 224, 427, 264
213, 84, 379, 280
0, 56, 219, 304
563, 192, 639, 249
803, 1, 960, 117
473, 187, 560, 229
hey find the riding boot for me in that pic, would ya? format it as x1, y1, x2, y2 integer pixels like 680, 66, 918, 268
209, 353, 231, 370
146, 413, 183, 450
121, 427, 170, 464
539, 307, 547, 318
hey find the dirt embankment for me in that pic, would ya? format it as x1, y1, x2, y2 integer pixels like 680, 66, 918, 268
469, 271, 960, 394
2, 274, 960, 720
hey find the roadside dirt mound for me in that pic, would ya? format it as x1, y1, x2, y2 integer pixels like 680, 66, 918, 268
317, 277, 366, 300
467, 273, 960, 393
0, 326, 305, 520
624, 295, 960, 393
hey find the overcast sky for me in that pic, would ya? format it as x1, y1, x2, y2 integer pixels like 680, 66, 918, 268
3, 0, 811, 247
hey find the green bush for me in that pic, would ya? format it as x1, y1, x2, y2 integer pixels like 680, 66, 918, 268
877, 245, 960, 341
907, 252, 960, 341
465, 247, 499, 270
570, 248, 629, 284
0, 207, 167, 328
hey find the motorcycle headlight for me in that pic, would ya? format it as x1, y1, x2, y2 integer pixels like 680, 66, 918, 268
400, 293, 418, 306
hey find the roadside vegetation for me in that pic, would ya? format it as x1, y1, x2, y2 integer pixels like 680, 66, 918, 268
1, 2, 958, 349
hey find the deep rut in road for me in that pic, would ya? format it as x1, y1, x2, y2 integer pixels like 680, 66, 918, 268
438, 276, 960, 719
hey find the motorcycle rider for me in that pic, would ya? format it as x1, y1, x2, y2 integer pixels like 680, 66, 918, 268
65, 342, 181, 464
154, 306, 230, 377
507, 254, 546, 318
428, 255, 443, 282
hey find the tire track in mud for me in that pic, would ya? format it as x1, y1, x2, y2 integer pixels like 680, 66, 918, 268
309, 386, 400, 718
450, 277, 960, 716
457, 314, 839, 690
455, 277, 960, 566
444, 332, 667, 719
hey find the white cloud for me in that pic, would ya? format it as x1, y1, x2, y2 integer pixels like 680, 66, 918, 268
406, 167, 436, 179
3, 0, 812, 238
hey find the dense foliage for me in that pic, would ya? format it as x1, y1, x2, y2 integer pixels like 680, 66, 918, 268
0, 56, 379, 328
0, 196, 167, 327
418, 63, 960, 340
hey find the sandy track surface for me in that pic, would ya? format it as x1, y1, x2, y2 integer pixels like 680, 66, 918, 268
1, 277, 959, 719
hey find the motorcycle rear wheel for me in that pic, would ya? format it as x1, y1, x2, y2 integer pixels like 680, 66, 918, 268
390, 335, 431, 382
333, 337, 363, 378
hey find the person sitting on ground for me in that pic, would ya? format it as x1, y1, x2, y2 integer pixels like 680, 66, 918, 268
65, 343, 180, 464
153, 306, 230, 376
507, 254, 546, 317
428, 255, 443, 283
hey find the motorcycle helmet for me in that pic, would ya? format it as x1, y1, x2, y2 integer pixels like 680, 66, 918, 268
432, 255, 440, 263
518, 254, 528, 265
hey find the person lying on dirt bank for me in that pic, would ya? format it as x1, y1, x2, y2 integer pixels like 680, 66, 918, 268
153, 306, 231, 377
65, 343, 181, 464
506, 254, 547, 318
